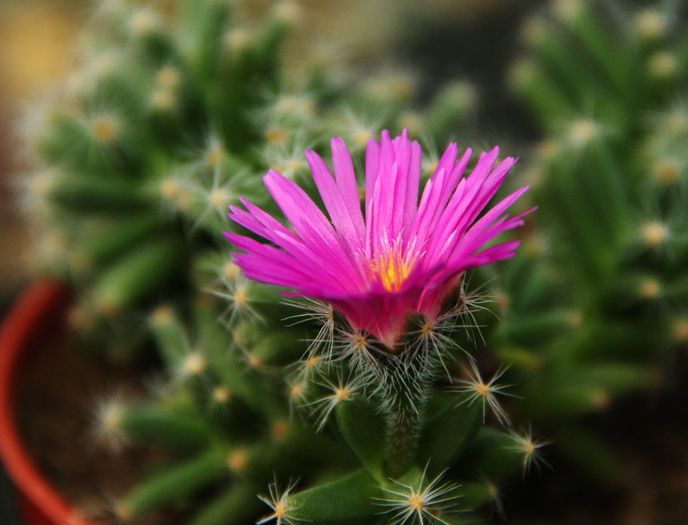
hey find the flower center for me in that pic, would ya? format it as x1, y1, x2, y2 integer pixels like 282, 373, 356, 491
373, 248, 415, 292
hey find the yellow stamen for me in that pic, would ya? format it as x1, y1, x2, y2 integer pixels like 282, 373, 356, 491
373, 249, 414, 292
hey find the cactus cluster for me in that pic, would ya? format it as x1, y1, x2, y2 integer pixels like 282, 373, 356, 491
18, 0, 476, 355
14, 0, 547, 524
13, 0, 688, 521
485, 0, 688, 474
101, 285, 542, 524
18, 0, 688, 521
94, 122, 540, 522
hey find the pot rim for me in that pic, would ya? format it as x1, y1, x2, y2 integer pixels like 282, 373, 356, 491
0, 280, 94, 525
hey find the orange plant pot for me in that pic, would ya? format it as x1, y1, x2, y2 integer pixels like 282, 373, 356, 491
0, 281, 94, 525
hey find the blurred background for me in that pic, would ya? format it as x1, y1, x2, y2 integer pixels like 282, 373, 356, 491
0, 0, 539, 306
2, 1, 687, 524
0, 0, 83, 304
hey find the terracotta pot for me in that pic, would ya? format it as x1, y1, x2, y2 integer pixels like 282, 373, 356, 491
0, 281, 94, 525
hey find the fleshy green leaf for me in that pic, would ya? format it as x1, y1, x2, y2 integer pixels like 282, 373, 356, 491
336, 399, 386, 479
417, 392, 482, 470
288, 469, 379, 522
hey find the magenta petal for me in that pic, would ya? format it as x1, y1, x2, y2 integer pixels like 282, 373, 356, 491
331, 137, 366, 238
226, 130, 532, 347
306, 149, 365, 254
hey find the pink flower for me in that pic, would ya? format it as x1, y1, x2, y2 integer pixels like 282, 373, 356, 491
226, 130, 532, 348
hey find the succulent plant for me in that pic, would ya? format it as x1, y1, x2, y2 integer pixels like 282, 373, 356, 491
17, 0, 477, 356
96, 129, 542, 525
15, 0, 544, 523
486, 0, 688, 476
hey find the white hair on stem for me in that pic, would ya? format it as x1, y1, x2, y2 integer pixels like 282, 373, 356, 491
375, 464, 460, 525
306, 372, 360, 432
257, 477, 300, 525
508, 428, 552, 476
452, 360, 516, 426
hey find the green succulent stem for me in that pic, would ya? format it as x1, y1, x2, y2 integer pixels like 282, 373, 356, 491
382, 354, 432, 477
384, 396, 426, 477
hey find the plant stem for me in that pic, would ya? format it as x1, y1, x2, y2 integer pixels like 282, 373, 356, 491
384, 395, 426, 477
382, 355, 431, 478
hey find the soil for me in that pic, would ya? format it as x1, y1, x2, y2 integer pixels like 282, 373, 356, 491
15, 313, 184, 525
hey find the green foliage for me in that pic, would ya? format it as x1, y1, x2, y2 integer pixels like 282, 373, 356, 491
336, 399, 387, 479
419, 392, 483, 470
98, 291, 538, 524
287, 469, 379, 522
21, 0, 475, 348
485, 0, 688, 476
21, 1, 542, 523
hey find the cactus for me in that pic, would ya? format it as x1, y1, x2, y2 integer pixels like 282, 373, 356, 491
10, 0, 564, 521
18, 0, 476, 354
93, 130, 543, 524
487, 0, 688, 476
15, 0, 543, 522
